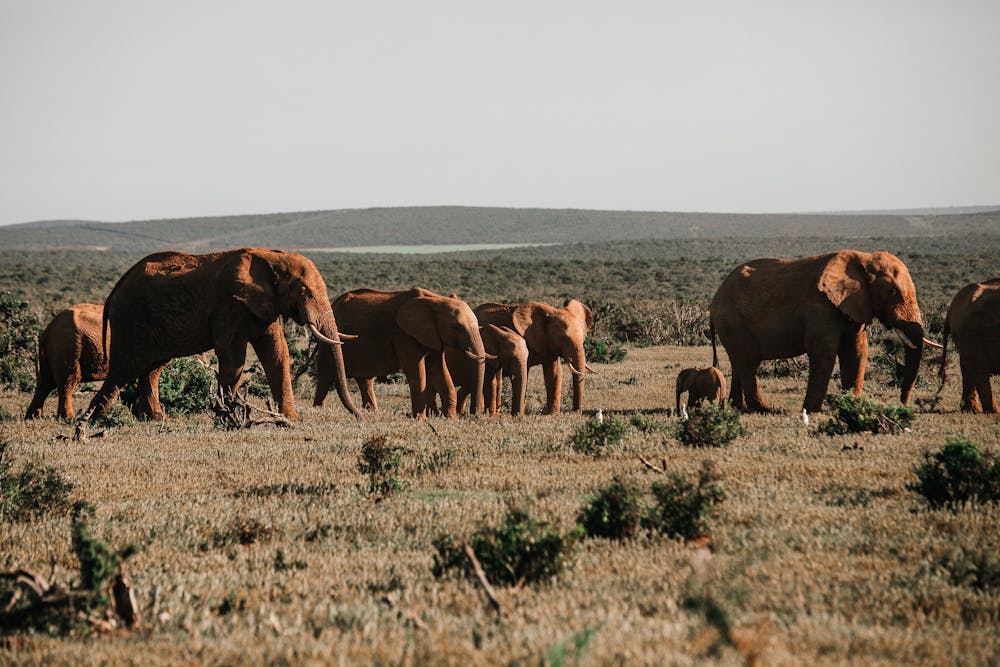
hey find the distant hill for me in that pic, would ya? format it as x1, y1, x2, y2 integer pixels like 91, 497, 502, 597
1, 206, 997, 252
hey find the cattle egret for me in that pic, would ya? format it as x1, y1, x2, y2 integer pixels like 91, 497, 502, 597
681, 405, 689, 420
801, 409, 809, 426
595, 409, 604, 424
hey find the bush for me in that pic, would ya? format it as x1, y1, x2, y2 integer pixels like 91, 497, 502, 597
629, 413, 663, 433
818, 393, 914, 435
673, 403, 744, 448
121, 356, 215, 416
570, 416, 629, 455
584, 337, 627, 364
72, 501, 137, 595
578, 479, 644, 540
433, 506, 582, 586
358, 435, 403, 497
0, 443, 75, 522
643, 461, 726, 540
92, 402, 136, 429
909, 437, 1000, 508
0, 292, 41, 392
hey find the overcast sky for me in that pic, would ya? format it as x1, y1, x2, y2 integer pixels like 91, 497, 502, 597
2, 1, 999, 225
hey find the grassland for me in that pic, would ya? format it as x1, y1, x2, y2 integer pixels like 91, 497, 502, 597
1, 224, 999, 665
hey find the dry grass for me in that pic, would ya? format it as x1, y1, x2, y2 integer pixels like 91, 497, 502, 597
2, 345, 998, 665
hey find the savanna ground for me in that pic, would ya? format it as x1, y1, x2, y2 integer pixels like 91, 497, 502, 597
1, 238, 998, 665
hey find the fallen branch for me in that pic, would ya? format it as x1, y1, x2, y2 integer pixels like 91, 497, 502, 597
638, 454, 668, 474
462, 540, 505, 616
212, 387, 291, 430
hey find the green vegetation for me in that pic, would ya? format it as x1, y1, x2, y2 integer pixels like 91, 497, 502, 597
0, 292, 41, 392
577, 479, 645, 540
120, 356, 215, 416
0, 442, 75, 522
672, 403, 745, 448
818, 393, 914, 435
358, 435, 403, 497
570, 416, 629, 455
910, 437, 1000, 508
584, 336, 627, 363
644, 461, 727, 541
433, 506, 582, 586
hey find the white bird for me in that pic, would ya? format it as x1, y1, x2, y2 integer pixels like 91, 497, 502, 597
801, 409, 809, 426
595, 409, 604, 424
681, 405, 689, 420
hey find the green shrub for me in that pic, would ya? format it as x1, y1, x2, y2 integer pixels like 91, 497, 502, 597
936, 547, 1000, 592
0, 292, 42, 392
643, 461, 726, 540
673, 403, 744, 448
578, 479, 644, 540
121, 356, 215, 416
818, 393, 914, 435
358, 435, 403, 497
909, 437, 1000, 508
433, 506, 582, 586
584, 336, 627, 364
71, 501, 137, 595
0, 443, 75, 522
570, 416, 629, 455
92, 402, 135, 429
629, 413, 663, 432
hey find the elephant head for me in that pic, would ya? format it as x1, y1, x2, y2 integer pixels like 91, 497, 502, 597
675, 368, 700, 414
228, 249, 359, 416
397, 292, 489, 414
482, 324, 529, 416
818, 250, 926, 404
512, 298, 594, 411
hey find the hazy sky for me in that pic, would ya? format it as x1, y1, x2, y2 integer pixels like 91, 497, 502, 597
2, 1, 999, 225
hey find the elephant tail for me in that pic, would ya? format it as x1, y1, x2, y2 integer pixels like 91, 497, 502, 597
710, 322, 718, 368
936, 319, 949, 394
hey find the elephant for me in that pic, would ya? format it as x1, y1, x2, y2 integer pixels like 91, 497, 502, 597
76, 248, 359, 430
425, 324, 529, 416
709, 249, 940, 413
474, 299, 596, 414
675, 367, 726, 414
939, 278, 1000, 413
313, 288, 489, 418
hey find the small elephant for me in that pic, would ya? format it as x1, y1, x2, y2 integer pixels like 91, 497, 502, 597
426, 324, 529, 416
475, 299, 596, 414
675, 367, 727, 414
315, 288, 489, 418
940, 278, 1000, 413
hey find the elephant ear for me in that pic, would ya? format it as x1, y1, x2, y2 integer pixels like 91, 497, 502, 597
397, 297, 442, 350
229, 251, 278, 321
512, 302, 549, 356
818, 252, 874, 324
563, 299, 594, 331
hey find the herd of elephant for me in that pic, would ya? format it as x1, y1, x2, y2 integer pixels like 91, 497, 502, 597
21, 247, 1000, 431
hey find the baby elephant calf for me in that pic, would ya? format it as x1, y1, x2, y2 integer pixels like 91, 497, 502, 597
675, 367, 727, 414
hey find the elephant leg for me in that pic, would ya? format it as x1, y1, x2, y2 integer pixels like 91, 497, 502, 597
215, 342, 249, 399
251, 323, 299, 419
78, 369, 130, 425
25, 373, 55, 419
838, 327, 867, 396
541, 359, 562, 415
728, 374, 746, 411
356, 378, 378, 411
804, 347, 838, 413
959, 362, 982, 413
401, 357, 428, 418
732, 360, 768, 412
974, 374, 997, 414
134, 362, 168, 421
56, 362, 82, 420
426, 353, 457, 418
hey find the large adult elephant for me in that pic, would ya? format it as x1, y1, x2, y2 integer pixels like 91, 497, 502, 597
313, 288, 488, 418
426, 324, 529, 416
939, 278, 1000, 413
76, 248, 358, 431
475, 299, 595, 414
709, 250, 939, 413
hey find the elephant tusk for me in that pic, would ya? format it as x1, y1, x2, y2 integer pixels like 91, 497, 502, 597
585, 363, 600, 375
308, 323, 343, 346
892, 328, 917, 350
464, 349, 486, 360
337, 332, 359, 342
922, 337, 943, 350
567, 362, 586, 377
483, 352, 498, 361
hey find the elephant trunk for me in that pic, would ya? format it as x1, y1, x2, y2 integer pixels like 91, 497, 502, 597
568, 348, 586, 412
894, 320, 924, 405
317, 312, 361, 417
471, 357, 486, 415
